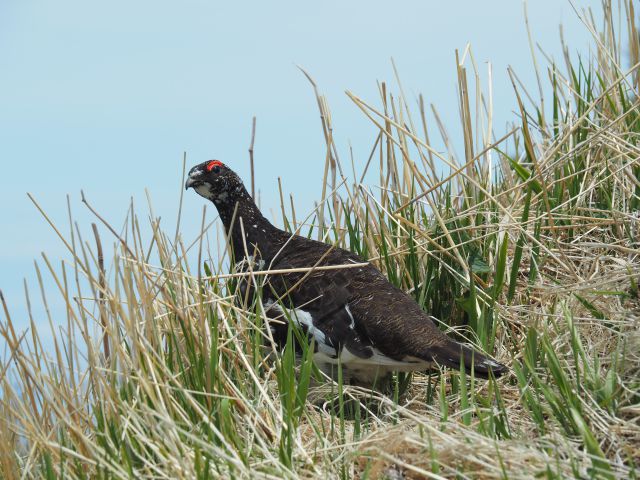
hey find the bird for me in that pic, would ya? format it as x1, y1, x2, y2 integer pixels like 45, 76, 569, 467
185, 159, 507, 386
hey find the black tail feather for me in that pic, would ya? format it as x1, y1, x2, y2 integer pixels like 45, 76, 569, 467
430, 340, 507, 379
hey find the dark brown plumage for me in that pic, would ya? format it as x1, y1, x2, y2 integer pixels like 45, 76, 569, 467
186, 160, 507, 385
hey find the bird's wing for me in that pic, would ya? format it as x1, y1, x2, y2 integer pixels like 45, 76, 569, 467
262, 235, 506, 376
261, 238, 428, 365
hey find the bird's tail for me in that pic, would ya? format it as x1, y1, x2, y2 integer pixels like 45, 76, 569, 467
430, 339, 507, 379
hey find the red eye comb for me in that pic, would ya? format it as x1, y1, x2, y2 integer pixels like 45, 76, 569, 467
206, 160, 224, 172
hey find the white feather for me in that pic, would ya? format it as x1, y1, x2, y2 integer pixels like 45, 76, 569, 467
264, 301, 331, 351
345, 304, 356, 329
195, 184, 211, 198
319, 346, 430, 369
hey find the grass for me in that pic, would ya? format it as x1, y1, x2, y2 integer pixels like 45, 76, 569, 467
1, 1, 640, 477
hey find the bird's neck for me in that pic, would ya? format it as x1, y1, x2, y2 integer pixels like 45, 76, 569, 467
212, 185, 282, 260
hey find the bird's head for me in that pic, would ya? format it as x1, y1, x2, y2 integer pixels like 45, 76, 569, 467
185, 160, 244, 204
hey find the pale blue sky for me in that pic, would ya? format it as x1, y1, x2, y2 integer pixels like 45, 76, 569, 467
1, 1, 602, 338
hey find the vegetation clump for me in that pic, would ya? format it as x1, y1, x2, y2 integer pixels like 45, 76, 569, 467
1, 1, 639, 478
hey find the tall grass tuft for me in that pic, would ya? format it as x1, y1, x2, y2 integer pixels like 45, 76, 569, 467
2, 1, 640, 477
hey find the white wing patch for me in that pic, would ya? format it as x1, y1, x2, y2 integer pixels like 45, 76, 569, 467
264, 300, 336, 356
263, 300, 433, 377
345, 304, 356, 329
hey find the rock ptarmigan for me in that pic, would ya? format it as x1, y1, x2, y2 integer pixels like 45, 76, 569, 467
186, 160, 507, 385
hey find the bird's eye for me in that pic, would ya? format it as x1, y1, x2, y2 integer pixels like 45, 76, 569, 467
206, 160, 224, 173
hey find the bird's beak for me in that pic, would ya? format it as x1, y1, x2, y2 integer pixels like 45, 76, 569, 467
185, 177, 197, 190
185, 168, 203, 190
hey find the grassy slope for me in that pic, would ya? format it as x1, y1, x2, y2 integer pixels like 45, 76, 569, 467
1, 2, 639, 478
